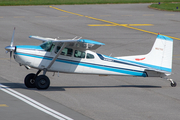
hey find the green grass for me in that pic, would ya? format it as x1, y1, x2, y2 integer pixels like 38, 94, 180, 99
0, 0, 180, 6
150, 3, 180, 11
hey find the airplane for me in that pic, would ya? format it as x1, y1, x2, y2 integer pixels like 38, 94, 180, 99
5, 28, 176, 90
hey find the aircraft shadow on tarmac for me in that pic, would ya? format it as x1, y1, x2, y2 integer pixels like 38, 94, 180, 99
48, 85, 162, 91
1, 83, 162, 91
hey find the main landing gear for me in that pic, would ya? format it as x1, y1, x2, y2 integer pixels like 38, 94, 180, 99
24, 70, 50, 90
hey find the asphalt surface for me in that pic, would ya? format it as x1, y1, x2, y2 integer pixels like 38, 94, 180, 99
0, 4, 180, 120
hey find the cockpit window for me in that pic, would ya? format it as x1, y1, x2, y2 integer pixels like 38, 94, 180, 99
86, 53, 94, 59
40, 41, 55, 52
74, 50, 85, 58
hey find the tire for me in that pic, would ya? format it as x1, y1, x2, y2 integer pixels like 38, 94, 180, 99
24, 73, 36, 88
171, 81, 177, 87
35, 75, 50, 90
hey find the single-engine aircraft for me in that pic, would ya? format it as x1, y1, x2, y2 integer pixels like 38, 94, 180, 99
5, 28, 176, 89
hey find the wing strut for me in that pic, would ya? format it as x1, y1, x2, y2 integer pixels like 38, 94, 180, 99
43, 43, 66, 75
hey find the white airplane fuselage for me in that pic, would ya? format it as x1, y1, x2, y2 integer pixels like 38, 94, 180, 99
14, 45, 147, 77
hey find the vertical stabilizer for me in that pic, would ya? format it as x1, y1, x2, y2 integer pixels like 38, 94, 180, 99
116, 35, 173, 73
145, 35, 173, 72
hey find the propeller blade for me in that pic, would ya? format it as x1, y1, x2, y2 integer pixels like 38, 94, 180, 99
10, 27, 15, 47
10, 51, 12, 61
5, 28, 16, 62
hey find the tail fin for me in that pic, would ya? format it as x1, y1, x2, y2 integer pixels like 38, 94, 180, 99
116, 35, 173, 73
144, 35, 173, 72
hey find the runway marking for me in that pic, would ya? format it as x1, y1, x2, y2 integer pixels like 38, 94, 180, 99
0, 84, 73, 120
0, 104, 8, 107
49, 6, 180, 40
14, 16, 25, 18
173, 57, 180, 60
88, 24, 154, 26
173, 54, 180, 56
88, 24, 116, 26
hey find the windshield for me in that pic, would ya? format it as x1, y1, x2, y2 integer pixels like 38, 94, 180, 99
40, 41, 54, 52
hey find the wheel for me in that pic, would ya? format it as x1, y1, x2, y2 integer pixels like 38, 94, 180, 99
171, 81, 177, 87
24, 73, 36, 88
35, 75, 50, 90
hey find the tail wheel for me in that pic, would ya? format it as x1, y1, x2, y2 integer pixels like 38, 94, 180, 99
35, 75, 50, 90
171, 81, 177, 87
24, 73, 36, 88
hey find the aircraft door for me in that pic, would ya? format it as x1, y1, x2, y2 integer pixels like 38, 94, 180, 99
52, 45, 72, 72
84, 52, 95, 74
35, 42, 55, 69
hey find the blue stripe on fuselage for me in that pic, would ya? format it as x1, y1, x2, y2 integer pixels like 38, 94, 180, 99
97, 53, 171, 72
14, 52, 146, 77
16, 45, 43, 51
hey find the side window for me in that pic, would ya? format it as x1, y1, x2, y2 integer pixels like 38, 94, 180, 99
55, 46, 73, 57
61, 48, 73, 57
55, 46, 61, 54
86, 53, 94, 59
74, 50, 85, 58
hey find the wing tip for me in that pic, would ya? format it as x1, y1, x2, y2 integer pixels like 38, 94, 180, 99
78, 39, 105, 45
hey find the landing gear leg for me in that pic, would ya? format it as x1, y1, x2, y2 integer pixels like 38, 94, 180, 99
168, 79, 177, 87
163, 75, 177, 87
33, 70, 42, 80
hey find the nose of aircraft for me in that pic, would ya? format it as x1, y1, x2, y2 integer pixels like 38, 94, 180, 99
5, 45, 16, 60
5, 27, 16, 60
5, 46, 15, 52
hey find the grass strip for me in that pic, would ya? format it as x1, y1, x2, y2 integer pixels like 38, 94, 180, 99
150, 2, 180, 11
1, 0, 180, 6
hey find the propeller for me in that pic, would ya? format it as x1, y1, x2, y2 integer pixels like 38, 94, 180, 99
5, 27, 16, 61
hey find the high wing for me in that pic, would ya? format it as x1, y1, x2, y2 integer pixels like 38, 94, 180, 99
29, 36, 105, 50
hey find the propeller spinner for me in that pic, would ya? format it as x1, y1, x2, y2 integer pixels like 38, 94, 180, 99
5, 27, 16, 60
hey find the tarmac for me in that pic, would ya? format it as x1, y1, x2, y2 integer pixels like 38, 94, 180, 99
0, 4, 180, 120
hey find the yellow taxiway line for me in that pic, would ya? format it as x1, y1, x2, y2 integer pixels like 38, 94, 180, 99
0, 104, 8, 107
49, 6, 180, 40
88, 24, 154, 26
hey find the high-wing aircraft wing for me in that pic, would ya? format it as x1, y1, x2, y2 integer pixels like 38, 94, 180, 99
29, 36, 105, 50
